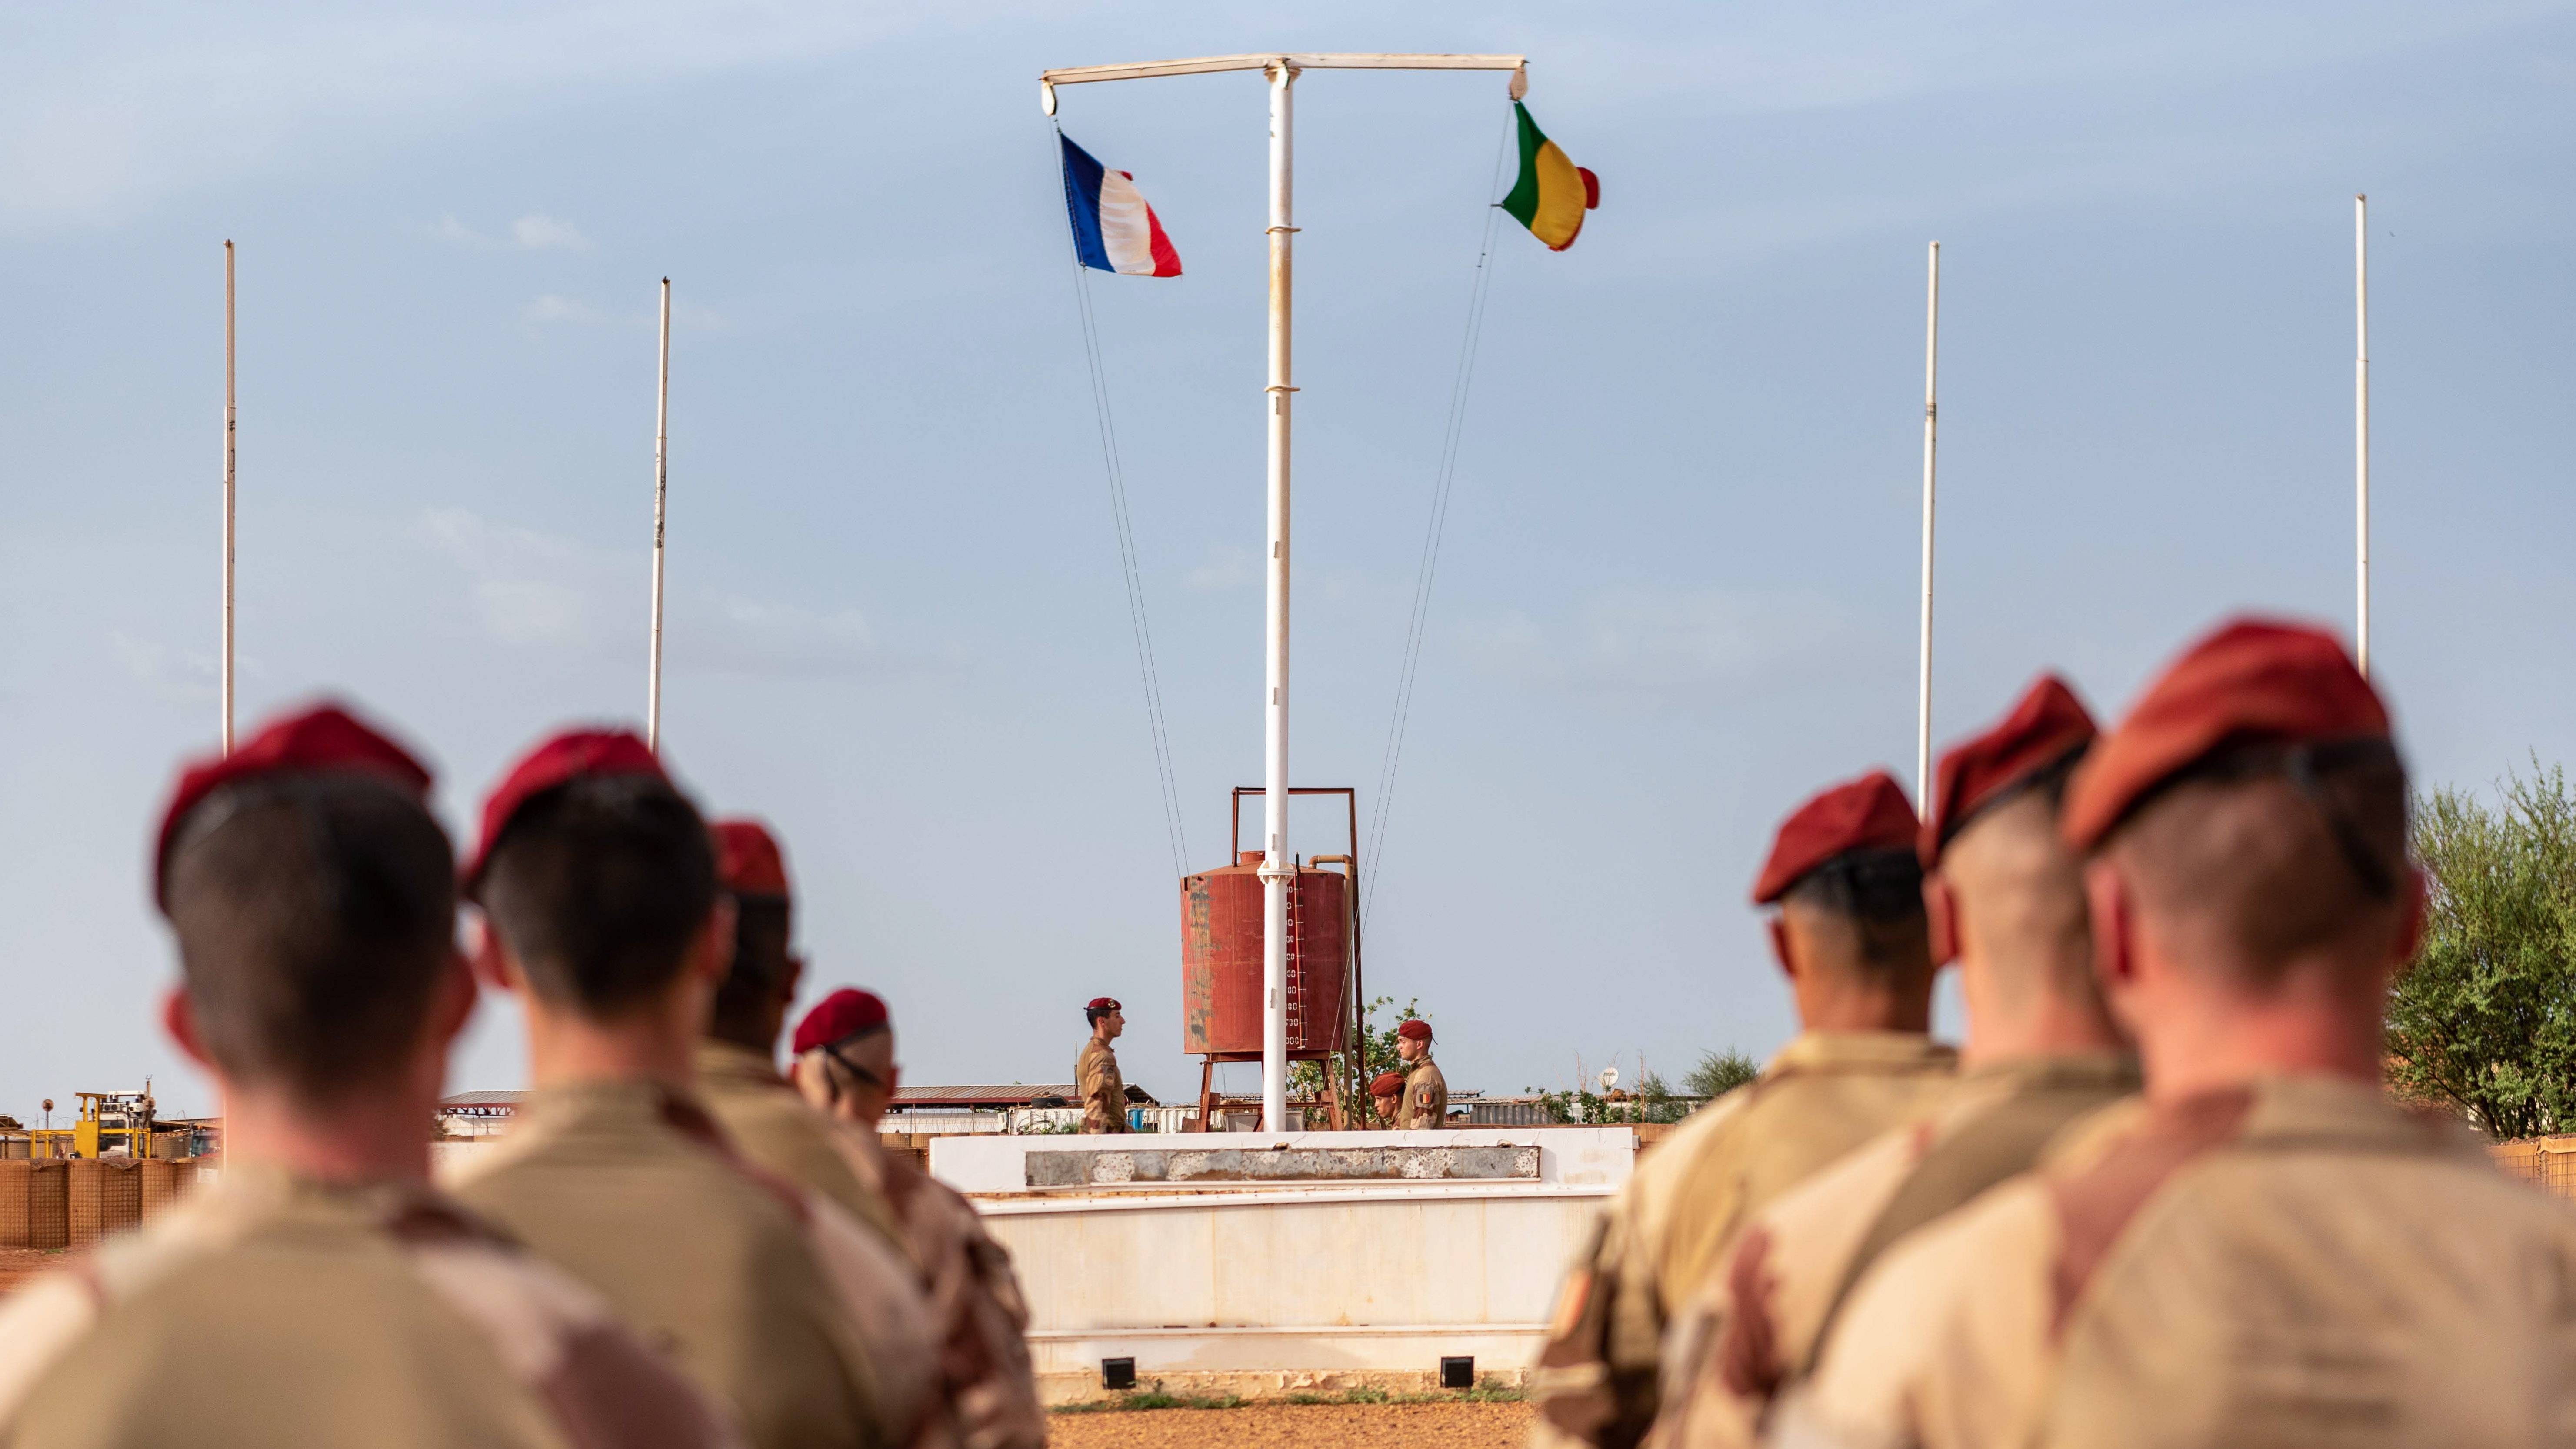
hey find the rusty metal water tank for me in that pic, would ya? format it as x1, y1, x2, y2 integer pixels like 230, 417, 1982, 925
1180, 849, 1351, 1056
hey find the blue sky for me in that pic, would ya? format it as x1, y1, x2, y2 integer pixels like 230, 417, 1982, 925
3, 2, 2572, 1120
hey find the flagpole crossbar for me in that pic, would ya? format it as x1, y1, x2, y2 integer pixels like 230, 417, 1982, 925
1042, 53, 1523, 86
1042, 53, 1526, 113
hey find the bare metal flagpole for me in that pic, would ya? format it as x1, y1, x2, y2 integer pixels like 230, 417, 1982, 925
1917, 242, 1939, 806
649, 278, 672, 750
222, 241, 238, 756
1039, 51, 1526, 1133
1258, 59, 1298, 1138
2354, 195, 2369, 678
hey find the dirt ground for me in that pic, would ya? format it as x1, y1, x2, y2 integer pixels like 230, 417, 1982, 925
0, 1249, 64, 1296
1047, 1400, 1530, 1448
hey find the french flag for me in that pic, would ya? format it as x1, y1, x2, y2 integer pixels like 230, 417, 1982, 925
1059, 134, 1183, 278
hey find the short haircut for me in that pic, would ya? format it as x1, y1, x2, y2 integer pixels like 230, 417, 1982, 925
710, 895, 791, 1045
2107, 740, 2409, 986
1086, 1006, 1114, 1026
1941, 789, 2097, 1013
477, 775, 719, 1014
1782, 847, 1930, 977
162, 777, 456, 1094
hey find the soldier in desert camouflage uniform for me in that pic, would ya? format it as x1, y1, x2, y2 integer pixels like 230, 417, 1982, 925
0, 705, 736, 1449
796, 989, 1048, 1449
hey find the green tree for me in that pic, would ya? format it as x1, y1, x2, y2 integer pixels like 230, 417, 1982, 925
1684, 1048, 1761, 1100
2388, 764, 2576, 1139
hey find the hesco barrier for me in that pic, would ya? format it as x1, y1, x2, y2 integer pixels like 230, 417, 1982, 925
68, 1159, 143, 1248
0, 1160, 71, 1249
140, 1159, 200, 1222
2491, 1136, 2576, 1201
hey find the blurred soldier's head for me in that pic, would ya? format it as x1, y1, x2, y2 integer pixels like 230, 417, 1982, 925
1396, 1017, 1433, 1063
1755, 771, 1937, 1033
465, 730, 731, 1046
707, 819, 803, 1057
154, 704, 471, 1137
1922, 676, 2122, 1063
791, 989, 895, 1127
2063, 620, 2419, 1092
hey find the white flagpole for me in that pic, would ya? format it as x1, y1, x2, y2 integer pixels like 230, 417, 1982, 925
1036, 50, 1526, 1136
2354, 196, 2369, 678
649, 278, 671, 750
222, 241, 237, 756
1259, 59, 1297, 1134
1917, 241, 1939, 806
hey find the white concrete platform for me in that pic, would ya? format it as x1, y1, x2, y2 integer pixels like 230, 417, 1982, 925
934, 1129, 1633, 1393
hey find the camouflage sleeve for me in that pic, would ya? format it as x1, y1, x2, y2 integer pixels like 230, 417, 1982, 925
801, 1188, 946, 1448
917, 1179, 1046, 1449
402, 1233, 745, 1449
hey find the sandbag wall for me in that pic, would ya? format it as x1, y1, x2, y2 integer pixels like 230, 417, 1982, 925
0, 1160, 70, 1249
68, 1159, 142, 1248
140, 1159, 199, 1222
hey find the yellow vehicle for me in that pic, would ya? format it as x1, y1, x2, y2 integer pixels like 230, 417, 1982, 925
28, 1086, 162, 1159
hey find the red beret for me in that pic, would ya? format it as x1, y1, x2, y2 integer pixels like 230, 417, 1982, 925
155, 703, 435, 909
2063, 619, 2388, 853
1753, 770, 1920, 905
793, 988, 891, 1055
463, 729, 665, 890
1370, 1072, 1406, 1097
1922, 676, 2097, 866
1087, 996, 1122, 1012
712, 819, 790, 898
1396, 1019, 1433, 1042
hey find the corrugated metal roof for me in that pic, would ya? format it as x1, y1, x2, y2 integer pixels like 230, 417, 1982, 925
893, 1084, 1076, 1106
440, 1091, 528, 1109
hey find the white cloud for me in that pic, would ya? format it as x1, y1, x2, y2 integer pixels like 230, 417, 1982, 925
434, 210, 593, 252
1456, 587, 1888, 707
107, 629, 227, 698
413, 506, 936, 679
1183, 545, 1256, 592
508, 212, 590, 250
524, 293, 603, 325
0, 6, 962, 233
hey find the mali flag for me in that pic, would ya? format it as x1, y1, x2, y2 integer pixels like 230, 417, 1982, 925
1499, 102, 1598, 251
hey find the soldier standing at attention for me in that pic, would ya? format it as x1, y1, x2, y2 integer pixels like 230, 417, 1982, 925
448, 729, 937, 1449
693, 818, 903, 1248
1652, 677, 2138, 1449
0, 705, 734, 1448
793, 990, 1049, 1449
1781, 620, 2576, 1449
1371, 1071, 1408, 1128
1396, 1020, 1448, 1129
1528, 771, 1956, 1449
1076, 997, 1131, 1134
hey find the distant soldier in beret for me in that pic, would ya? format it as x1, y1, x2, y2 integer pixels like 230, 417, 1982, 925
0, 706, 733, 1448
693, 818, 903, 1248
1653, 677, 2139, 1449
793, 989, 1047, 1449
447, 729, 936, 1449
1371, 1072, 1408, 1128
1529, 771, 1956, 1449
1076, 998, 1132, 1134
1781, 620, 2576, 1449
1395, 1020, 1449, 1129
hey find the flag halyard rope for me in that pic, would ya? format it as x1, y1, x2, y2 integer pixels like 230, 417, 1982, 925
1363, 108, 1516, 926
1058, 123, 1191, 878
